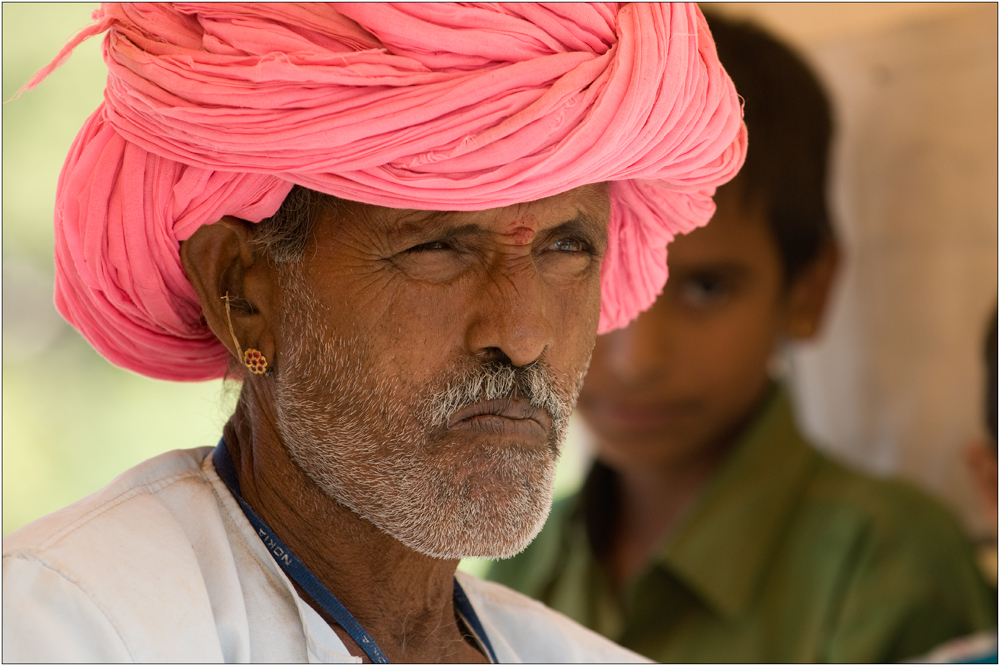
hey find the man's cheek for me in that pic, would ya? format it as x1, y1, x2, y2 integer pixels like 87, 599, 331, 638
555, 282, 602, 340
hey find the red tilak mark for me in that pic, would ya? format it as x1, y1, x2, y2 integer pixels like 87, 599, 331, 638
506, 226, 537, 245
506, 215, 538, 245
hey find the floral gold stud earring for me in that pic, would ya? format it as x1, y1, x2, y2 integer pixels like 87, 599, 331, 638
222, 292, 270, 375
243, 348, 268, 374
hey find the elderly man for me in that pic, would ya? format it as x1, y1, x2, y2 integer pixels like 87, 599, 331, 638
3, 4, 745, 662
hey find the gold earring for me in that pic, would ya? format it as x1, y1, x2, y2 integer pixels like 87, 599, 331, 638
222, 292, 269, 375
243, 348, 268, 375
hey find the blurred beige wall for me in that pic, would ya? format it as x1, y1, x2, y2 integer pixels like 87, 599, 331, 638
710, 3, 999, 537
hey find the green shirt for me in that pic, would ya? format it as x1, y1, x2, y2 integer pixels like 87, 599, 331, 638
488, 388, 996, 663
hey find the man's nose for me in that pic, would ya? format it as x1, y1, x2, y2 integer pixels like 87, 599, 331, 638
464, 263, 552, 368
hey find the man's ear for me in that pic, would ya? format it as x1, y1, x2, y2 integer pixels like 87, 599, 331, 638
785, 239, 840, 341
180, 217, 277, 372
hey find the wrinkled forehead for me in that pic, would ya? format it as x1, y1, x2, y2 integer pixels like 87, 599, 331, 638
325, 183, 611, 241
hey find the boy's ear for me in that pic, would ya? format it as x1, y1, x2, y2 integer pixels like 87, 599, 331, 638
180, 217, 277, 372
785, 239, 840, 340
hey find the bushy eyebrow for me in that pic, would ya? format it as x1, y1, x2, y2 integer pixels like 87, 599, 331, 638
388, 216, 488, 246
669, 262, 752, 281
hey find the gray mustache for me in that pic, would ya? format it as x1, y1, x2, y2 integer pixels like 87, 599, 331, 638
427, 361, 572, 433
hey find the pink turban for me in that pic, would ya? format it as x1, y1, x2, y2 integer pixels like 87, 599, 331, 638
31, 2, 746, 381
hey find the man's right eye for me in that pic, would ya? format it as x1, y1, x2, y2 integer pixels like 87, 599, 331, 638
406, 240, 450, 253
392, 239, 468, 282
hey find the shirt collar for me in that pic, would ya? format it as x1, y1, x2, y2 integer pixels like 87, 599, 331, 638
655, 384, 821, 619
203, 453, 360, 663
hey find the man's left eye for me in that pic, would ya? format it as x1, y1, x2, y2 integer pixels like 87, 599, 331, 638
549, 238, 587, 253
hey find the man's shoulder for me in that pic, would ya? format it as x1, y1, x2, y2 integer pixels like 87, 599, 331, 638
457, 571, 647, 663
4, 447, 216, 556
2, 447, 236, 662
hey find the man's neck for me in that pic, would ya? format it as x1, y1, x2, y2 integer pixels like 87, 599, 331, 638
223, 388, 487, 664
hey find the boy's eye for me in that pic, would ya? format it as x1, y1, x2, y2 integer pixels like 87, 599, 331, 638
679, 274, 730, 308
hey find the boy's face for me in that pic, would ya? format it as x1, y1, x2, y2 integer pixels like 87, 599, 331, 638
577, 182, 830, 471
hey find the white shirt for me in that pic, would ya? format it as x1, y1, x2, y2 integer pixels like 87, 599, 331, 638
3, 447, 646, 663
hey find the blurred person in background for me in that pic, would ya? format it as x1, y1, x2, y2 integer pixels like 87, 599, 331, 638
488, 14, 996, 663
967, 308, 999, 581
919, 308, 998, 664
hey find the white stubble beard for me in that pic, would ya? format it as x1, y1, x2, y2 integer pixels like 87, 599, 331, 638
272, 270, 589, 559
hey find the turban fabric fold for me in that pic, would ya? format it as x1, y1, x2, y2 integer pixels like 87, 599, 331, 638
32, 2, 746, 381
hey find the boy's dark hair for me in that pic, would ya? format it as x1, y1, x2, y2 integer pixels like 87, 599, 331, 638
703, 12, 835, 284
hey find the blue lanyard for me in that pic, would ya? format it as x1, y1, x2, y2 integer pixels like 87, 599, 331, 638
212, 441, 498, 664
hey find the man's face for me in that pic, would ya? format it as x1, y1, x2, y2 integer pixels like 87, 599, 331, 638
577, 183, 791, 470
272, 184, 610, 559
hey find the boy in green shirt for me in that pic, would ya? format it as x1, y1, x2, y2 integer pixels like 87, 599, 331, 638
488, 14, 996, 663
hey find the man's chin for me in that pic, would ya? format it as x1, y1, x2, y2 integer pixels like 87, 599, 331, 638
389, 495, 554, 561
370, 469, 557, 560
281, 417, 560, 560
